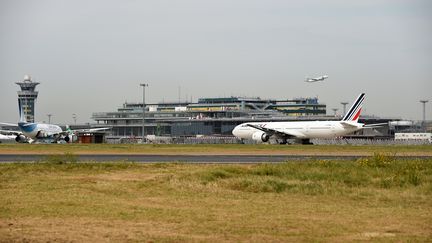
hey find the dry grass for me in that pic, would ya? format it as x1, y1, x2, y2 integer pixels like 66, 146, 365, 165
0, 157, 431, 242
0, 143, 431, 156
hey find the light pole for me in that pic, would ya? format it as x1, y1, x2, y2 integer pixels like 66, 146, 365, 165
341, 102, 348, 115
72, 113, 77, 125
47, 114, 52, 124
140, 83, 148, 143
420, 100, 428, 131
332, 108, 338, 117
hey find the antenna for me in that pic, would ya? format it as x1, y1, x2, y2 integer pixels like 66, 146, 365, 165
178, 86, 181, 103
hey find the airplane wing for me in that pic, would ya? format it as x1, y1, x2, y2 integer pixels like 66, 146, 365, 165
341, 122, 386, 129
363, 123, 388, 128
0, 129, 22, 136
305, 79, 320, 83
340, 121, 359, 128
0, 122, 18, 127
73, 127, 111, 133
246, 124, 303, 138
60, 127, 111, 135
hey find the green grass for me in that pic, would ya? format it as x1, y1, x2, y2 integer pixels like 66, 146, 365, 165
195, 154, 431, 194
0, 156, 431, 241
1, 143, 431, 155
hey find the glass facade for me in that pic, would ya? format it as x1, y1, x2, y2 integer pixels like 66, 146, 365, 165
93, 96, 329, 140
16, 76, 39, 123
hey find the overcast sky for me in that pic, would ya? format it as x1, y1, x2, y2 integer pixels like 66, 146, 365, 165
0, 0, 431, 124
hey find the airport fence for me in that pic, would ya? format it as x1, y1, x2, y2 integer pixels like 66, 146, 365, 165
107, 136, 241, 144
107, 136, 431, 145
311, 138, 431, 146
176, 136, 240, 144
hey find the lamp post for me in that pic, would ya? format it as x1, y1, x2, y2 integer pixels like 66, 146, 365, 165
340, 102, 348, 115
72, 113, 77, 125
332, 108, 338, 117
420, 100, 428, 131
47, 114, 52, 124
140, 83, 148, 143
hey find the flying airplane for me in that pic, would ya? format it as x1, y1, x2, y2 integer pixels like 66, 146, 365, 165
232, 93, 381, 144
305, 75, 328, 83
0, 100, 110, 143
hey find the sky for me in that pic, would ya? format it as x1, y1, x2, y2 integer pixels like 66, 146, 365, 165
0, 0, 431, 124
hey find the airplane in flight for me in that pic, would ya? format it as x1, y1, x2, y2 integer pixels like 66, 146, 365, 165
232, 93, 382, 144
0, 100, 110, 143
305, 75, 328, 83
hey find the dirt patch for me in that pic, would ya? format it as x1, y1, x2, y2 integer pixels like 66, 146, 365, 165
0, 218, 204, 242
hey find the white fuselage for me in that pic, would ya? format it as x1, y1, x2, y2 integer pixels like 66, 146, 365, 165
306, 75, 328, 82
18, 122, 63, 139
232, 121, 363, 141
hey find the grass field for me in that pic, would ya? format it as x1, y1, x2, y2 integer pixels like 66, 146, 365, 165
0, 154, 431, 242
1, 143, 432, 155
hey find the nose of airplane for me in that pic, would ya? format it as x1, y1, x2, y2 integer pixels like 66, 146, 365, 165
232, 125, 240, 137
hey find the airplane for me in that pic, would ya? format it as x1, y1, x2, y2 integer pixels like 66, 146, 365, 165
0, 100, 110, 143
232, 93, 383, 144
305, 75, 328, 83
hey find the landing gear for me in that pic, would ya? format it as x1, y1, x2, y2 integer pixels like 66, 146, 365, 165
301, 139, 313, 145
274, 138, 288, 145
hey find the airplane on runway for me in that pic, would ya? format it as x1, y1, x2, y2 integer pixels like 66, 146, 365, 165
0, 100, 110, 143
232, 93, 383, 144
305, 75, 328, 83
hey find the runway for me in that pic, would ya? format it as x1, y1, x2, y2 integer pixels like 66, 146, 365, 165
0, 154, 431, 163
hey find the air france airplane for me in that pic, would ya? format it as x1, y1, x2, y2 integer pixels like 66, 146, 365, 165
0, 100, 109, 143
305, 75, 328, 83
232, 93, 376, 144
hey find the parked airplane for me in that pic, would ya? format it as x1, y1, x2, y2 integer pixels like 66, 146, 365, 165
305, 75, 328, 83
232, 93, 379, 144
0, 100, 110, 143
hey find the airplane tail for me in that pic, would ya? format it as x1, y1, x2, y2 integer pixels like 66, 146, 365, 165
18, 99, 27, 123
341, 93, 365, 122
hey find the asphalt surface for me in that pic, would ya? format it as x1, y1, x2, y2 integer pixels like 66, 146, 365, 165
0, 154, 431, 163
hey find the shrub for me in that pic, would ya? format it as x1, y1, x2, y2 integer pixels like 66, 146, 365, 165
44, 152, 78, 164
228, 178, 291, 193
357, 152, 396, 168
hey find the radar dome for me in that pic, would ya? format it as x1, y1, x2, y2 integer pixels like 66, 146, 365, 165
24, 75, 32, 81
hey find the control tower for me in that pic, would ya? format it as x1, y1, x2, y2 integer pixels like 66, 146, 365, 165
16, 75, 40, 123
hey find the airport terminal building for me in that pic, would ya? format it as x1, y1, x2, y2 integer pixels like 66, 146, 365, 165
92, 96, 392, 142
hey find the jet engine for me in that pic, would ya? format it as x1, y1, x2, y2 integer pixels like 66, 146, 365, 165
252, 131, 270, 142
15, 135, 27, 143
64, 134, 78, 143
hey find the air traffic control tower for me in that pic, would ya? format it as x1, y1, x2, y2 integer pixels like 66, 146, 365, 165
16, 75, 39, 123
